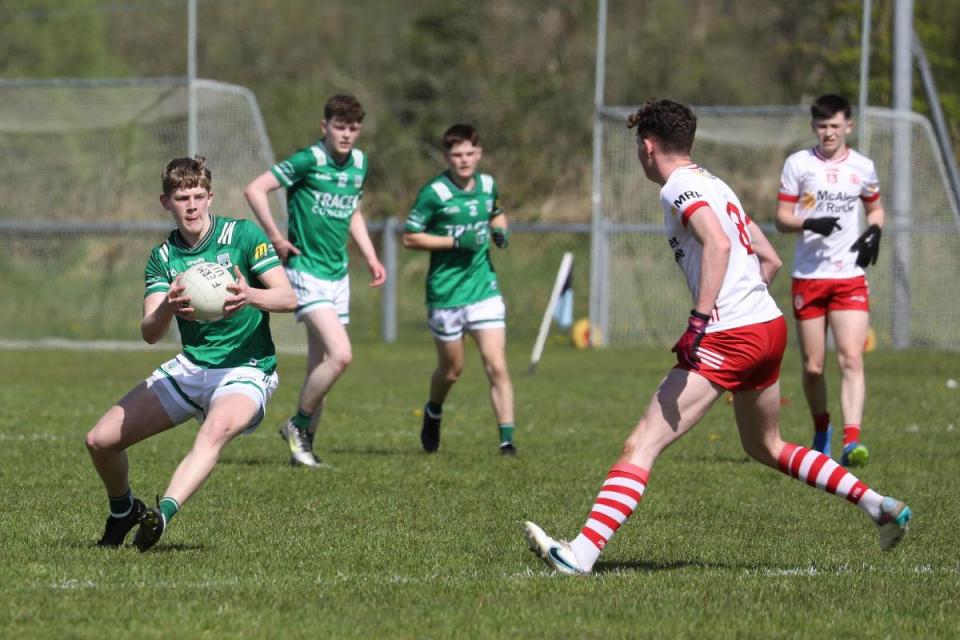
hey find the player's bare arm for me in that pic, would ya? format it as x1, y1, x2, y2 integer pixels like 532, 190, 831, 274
141, 290, 182, 343
864, 197, 885, 229
746, 219, 783, 285
686, 206, 731, 315
224, 265, 296, 315
348, 203, 386, 287
402, 231, 456, 252
774, 199, 804, 233
244, 171, 300, 263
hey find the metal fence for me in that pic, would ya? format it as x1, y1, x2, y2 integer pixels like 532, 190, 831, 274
0, 220, 591, 352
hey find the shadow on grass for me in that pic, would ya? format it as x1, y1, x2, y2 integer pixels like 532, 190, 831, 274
219, 456, 284, 467
327, 446, 413, 456
149, 542, 205, 553
74, 540, 205, 553
593, 558, 744, 573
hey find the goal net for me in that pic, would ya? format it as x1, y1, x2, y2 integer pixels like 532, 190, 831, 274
591, 106, 960, 350
0, 78, 308, 350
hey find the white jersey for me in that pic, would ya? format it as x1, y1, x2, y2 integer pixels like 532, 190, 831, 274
660, 164, 782, 333
778, 147, 881, 279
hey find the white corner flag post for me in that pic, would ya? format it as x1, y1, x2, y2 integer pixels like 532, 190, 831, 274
528, 252, 574, 374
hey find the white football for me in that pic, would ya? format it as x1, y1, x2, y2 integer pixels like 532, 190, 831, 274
180, 262, 235, 323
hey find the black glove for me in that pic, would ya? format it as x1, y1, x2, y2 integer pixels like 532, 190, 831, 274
851, 224, 882, 268
802, 216, 842, 237
491, 227, 510, 249
671, 310, 710, 370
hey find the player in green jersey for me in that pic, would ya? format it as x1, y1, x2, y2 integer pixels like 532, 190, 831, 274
85, 156, 296, 551
403, 124, 517, 455
245, 95, 386, 468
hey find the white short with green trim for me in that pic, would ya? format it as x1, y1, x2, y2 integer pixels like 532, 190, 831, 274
146, 354, 279, 434
428, 296, 506, 341
285, 268, 350, 324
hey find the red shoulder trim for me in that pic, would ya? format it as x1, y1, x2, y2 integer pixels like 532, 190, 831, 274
681, 201, 710, 227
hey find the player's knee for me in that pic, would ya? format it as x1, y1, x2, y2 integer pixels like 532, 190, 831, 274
330, 348, 353, 374
802, 360, 825, 377
85, 428, 105, 454
85, 420, 118, 454
484, 360, 509, 382
440, 364, 463, 383
196, 417, 236, 449
837, 351, 863, 373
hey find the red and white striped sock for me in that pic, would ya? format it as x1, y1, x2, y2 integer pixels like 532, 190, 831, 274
569, 462, 649, 572
777, 442, 883, 520
843, 424, 861, 447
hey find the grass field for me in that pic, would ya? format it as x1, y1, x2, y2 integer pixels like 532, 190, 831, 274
1, 340, 958, 639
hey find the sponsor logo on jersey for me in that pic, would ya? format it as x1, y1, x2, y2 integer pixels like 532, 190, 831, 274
441, 205, 460, 215
668, 237, 685, 262
672, 190, 703, 209
445, 221, 488, 237
252, 244, 269, 261
816, 190, 859, 213
801, 192, 816, 209
185, 257, 206, 266
217, 252, 233, 268
311, 193, 360, 218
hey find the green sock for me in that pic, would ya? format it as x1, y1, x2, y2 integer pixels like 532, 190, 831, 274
498, 423, 514, 445
291, 409, 311, 431
159, 497, 180, 525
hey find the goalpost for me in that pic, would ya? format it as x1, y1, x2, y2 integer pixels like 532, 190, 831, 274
0, 78, 309, 350
589, 0, 960, 351
590, 105, 960, 351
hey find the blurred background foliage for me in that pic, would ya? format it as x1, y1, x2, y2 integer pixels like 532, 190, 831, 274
1, 0, 958, 221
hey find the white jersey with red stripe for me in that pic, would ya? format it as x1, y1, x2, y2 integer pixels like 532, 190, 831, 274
660, 164, 782, 333
778, 147, 881, 279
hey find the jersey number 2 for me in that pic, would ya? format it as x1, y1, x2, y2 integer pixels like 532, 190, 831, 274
726, 202, 754, 254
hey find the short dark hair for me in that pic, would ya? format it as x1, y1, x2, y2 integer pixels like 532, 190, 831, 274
162, 155, 211, 196
442, 123, 480, 150
626, 99, 697, 154
324, 95, 365, 123
811, 94, 852, 120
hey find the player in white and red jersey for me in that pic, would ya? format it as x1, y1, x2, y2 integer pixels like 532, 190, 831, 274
775, 94, 886, 468
523, 99, 909, 575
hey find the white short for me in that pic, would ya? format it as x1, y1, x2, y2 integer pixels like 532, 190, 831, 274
285, 268, 350, 324
146, 354, 279, 434
428, 296, 506, 341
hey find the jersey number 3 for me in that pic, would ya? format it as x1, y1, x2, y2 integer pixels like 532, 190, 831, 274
726, 202, 754, 255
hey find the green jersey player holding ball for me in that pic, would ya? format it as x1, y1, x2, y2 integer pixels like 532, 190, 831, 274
404, 124, 517, 455
86, 156, 296, 551
245, 95, 386, 467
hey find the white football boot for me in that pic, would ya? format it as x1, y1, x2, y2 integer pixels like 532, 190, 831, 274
524, 521, 587, 575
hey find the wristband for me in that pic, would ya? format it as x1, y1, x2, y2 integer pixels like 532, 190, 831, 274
690, 309, 710, 322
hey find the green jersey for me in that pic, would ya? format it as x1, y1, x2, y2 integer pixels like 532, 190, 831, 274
405, 171, 502, 308
271, 141, 368, 280
144, 215, 282, 374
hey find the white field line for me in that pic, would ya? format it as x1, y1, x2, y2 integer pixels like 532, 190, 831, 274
21, 563, 960, 593
0, 433, 65, 441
